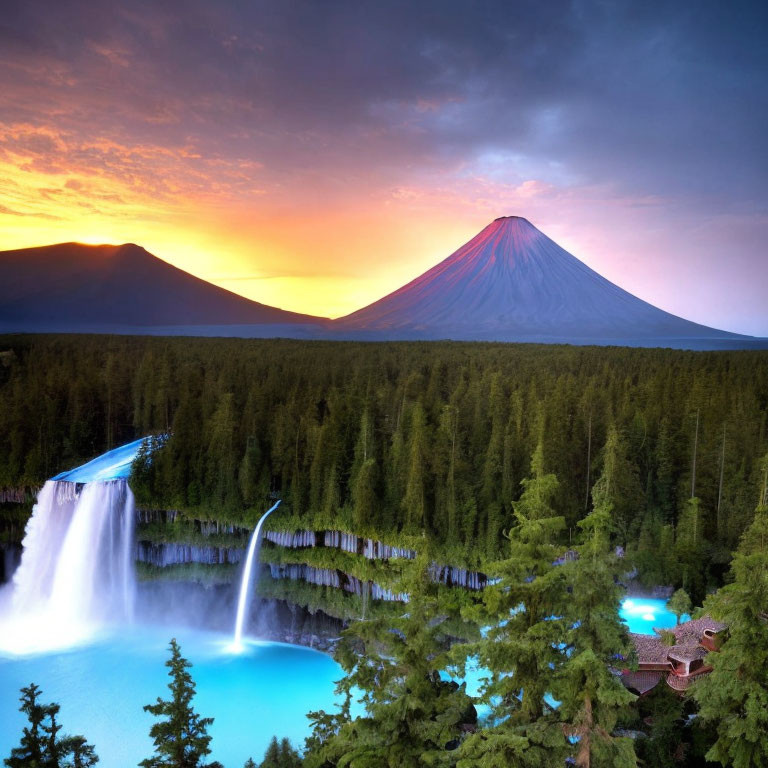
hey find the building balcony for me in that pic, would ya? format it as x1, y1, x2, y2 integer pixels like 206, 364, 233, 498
666, 665, 712, 692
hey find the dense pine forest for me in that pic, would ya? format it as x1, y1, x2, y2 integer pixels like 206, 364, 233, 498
1, 335, 767, 598
3, 335, 768, 767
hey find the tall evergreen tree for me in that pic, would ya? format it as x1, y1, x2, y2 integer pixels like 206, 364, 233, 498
351, 458, 377, 533
4, 683, 98, 768
691, 456, 768, 768
674, 497, 707, 601
304, 551, 474, 767
436, 404, 460, 543
278, 739, 302, 768
140, 639, 222, 768
592, 425, 643, 545
5, 683, 48, 768
458, 442, 569, 767
555, 481, 637, 767
403, 403, 428, 531
257, 737, 302, 768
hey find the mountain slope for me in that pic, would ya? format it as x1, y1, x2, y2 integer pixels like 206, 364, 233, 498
0, 242, 327, 330
335, 216, 748, 343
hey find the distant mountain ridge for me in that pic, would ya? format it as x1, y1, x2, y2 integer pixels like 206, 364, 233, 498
0, 222, 763, 349
0, 242, 327, 330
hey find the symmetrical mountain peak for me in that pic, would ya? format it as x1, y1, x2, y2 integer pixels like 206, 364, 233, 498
336, 216, 745, 343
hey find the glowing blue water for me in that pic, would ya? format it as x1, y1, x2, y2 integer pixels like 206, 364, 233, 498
0, 627, 344, 767
51, 438, 149, 483
619, 597, 690, 634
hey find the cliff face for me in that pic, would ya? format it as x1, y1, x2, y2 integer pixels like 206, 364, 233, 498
1, 499, 485, 648
137, 521, 489, 594
137, 541, 244, 567
0, 487, 37, 503
0, 544, 22, 585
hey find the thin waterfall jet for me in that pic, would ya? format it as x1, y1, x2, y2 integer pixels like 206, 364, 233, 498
231, 500, 281, 651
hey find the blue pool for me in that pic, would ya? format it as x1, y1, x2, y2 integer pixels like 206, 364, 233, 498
619, 597, 689, 634
0, 626, 344, 768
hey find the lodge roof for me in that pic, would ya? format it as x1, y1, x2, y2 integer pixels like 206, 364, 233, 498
621, 670, 663, 695
670, 616, 726, 638
624, 615, 725, 695
629, 632, 670, 665
667, 644, 709, 663
667, 672, 695, 691
630, 615, 725, 666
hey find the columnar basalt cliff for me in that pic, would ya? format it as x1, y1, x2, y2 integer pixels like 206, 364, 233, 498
0, 487, 37, 504
136, 541, 244, 567
131, 509, 492, 626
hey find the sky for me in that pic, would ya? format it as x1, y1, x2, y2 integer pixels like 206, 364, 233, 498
1, 0, 766, 333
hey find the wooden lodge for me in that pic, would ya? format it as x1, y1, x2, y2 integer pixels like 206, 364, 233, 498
620, 616, 726, 695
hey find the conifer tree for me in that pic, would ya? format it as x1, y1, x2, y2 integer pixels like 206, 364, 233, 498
458, 442, 569, 767
5, 683, 48, 768
592, 425, 643, 545
277, 738, 302, 768
60, 735, 100, 768
691, 456, 768, 768
4, 683, 98, 768
140, 639, 222, 768
674, 497, 707, 601
257, 736, 301, 768
436, 404, 460, 542
258, 737, 281, 767
351, 458, 377, 532
667, 588, 692, 625
482, 373, 507, 556
304, 550, 474, 767
554, 483, 637, 767
403, 402, 428, 531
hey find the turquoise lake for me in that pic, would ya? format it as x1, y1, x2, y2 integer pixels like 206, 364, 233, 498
0, 626, 344, 768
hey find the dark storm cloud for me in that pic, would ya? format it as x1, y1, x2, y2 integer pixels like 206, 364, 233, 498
1, 0, 766, 207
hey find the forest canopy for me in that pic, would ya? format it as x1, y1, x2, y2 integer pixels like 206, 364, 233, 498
1, 335, 766, 593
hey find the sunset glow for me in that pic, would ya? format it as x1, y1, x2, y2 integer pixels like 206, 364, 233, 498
1, 0, 766, 331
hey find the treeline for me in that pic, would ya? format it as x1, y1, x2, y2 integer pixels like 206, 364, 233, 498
1, 335, 767, 590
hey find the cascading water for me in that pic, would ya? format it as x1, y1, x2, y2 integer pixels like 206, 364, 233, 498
231, 500, 281, 651
0, 478, 137, 654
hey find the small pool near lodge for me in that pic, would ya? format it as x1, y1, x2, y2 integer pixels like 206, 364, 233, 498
619, 597, 690, 634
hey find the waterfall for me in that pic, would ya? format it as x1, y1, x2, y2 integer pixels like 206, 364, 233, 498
231, 500, 280, 651
0, 478, 136, 653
